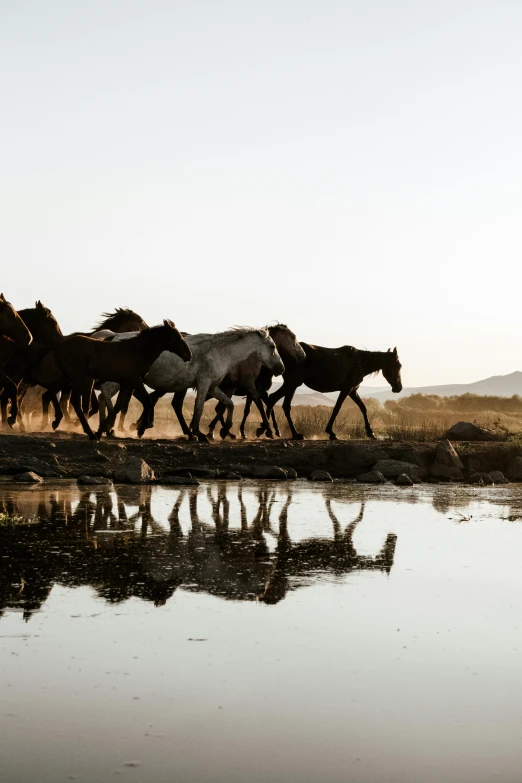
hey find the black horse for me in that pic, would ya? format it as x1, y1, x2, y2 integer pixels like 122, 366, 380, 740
264, 344, 403, 440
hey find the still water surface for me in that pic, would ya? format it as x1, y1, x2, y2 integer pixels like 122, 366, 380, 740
1, 480, 522, 783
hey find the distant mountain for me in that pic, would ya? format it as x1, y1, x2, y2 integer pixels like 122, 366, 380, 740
358, 371, 522, 403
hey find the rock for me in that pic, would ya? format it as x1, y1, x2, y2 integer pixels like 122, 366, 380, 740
444, 421, 501, 442
373, 459, 425, 481
396, 473, 414, 486
77, 475, 113, 486
319, 444, 388, 477
468, 472, 494, 485
506, 456, 522, 481
284, 468, 298, 480
251, 465, 288, 479
309, 470, 333, 482
429, 440, 464, 481
18, 457, 61, 477
488, 470, 509, 484
14, 471, 43, 483
357, 470, 386, 484
161, 475, 200, 486
114, 457, 155, 484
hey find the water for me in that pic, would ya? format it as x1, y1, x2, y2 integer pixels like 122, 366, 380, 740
1, 480, 522, 783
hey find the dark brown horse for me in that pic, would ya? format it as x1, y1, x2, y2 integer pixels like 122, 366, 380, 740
0, 294, 33, 426
264, 344, 402, 440
40, 307, 149, 429
206, 324, 306, 440
52, 321, 191, 439
0, 302, 64, 429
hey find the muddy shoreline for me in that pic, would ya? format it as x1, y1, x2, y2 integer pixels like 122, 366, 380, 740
0, 431, 521, 484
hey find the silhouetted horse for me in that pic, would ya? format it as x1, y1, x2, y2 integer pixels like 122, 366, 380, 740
264, 345, 403, 440
0, 294, 33, 426
53, 321, 191, 439
0, 301, 64, 428
41, 307, 149, 428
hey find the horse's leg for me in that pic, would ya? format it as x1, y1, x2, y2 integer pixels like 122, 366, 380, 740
133, 389, 162, 433
324, 390, 349, 441
172, 390, 193, 439
261, 384, 288, 437
207, 402, 225, 440
98, 386, 132, 437
69, 380, 96, 439
250, 391, 273, 439
190, 383, 212, 442
211, 387, 235, 440
48, 390, 64, 431
132, 383, 154, 439
60, 389, 74, 425
239, 396, 252, 439
0, 372, 18, 428
348, 389, 376, 439
13, 383, 28, 431
259, 389, 280, 437
266, 383, 302, 440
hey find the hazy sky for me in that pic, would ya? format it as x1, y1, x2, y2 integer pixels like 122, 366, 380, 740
1, 1, 521, 386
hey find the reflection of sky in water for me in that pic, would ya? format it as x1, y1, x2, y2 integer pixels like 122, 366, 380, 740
1, 482, 522, 783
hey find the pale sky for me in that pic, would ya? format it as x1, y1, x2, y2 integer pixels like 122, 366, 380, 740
1, 0, 521, 386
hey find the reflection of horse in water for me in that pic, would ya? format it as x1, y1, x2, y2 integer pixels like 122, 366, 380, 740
260, 496, 397, 604
0, 485, 398, 619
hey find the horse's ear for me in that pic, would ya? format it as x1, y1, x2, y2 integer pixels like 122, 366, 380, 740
163, 319, 175, 328
393, 346, 398, 356
387, 347, 391, 352
36, 300, 43, 309
0, 293, 5, 302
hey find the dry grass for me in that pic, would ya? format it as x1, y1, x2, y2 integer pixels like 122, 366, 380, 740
143, 392, 522, 441
21, 391, 522, 442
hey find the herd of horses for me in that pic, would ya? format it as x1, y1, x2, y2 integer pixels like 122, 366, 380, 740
0, 294, 403, 442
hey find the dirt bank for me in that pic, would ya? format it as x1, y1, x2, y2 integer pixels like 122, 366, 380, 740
0, 431, 521, 483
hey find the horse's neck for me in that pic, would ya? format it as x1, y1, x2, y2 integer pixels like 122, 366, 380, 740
357, 350, 387, 377
17, 309, 36, 331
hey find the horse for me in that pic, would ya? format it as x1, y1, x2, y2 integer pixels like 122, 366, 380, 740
0, 294, 33, 426
205, 324, 306, 440
264, 344, 403, 440
39, 307, 150, 428
49, 320, 191, 440
0, 301, 64, 429
99, 327, 285, 442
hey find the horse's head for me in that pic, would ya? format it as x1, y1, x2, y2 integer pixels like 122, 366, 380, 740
382, 347, 402, 393
0, 294, 32, 345
32, 301, 63, 345
268, 324, 306, 364
161, 319, 192, 362
256, 329, 285, 376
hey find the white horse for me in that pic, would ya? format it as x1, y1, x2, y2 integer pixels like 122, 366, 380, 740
99, 327, 285, 441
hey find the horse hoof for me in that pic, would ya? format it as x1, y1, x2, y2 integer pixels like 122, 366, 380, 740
255, 427, 265, 438
265, 431, 274, 439
329, 433, 338, 441
292, 433, 305, 441
367, 433, 377, 440
197, 433, 209, 443
52, 420, 60, 431
207, 431, 215, 441
7, 416, 16, 428
228, 432, 236, 440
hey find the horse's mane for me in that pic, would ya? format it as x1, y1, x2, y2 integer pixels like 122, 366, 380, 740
187, 326, 269, 349
92, 307, 148, 332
